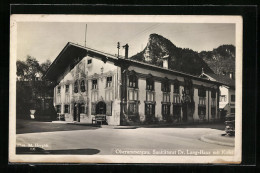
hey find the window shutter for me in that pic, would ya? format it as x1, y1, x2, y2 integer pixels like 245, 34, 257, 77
106, 101, 112, 116
91, 102, 96, 115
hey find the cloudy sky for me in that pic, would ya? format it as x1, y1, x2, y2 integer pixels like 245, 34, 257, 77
17, 22, 235, 63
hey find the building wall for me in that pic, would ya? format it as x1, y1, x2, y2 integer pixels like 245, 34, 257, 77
124, 65, 219, 124
53, 55, 121, 125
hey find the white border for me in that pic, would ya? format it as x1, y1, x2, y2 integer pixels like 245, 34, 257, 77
9, 15, 242, 163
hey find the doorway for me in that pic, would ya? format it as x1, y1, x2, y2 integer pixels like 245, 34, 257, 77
73, 103, 80, 122
96, 101, 106, 115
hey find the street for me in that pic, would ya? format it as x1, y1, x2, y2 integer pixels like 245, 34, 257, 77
16, 121, 234, 155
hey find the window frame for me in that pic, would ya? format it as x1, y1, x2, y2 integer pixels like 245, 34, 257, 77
57, 86, 61, 94
64, 104, 70, 113
106, 76, 113, 88
74, 80, 78, 93
65, 84, 70, 93
92, 79, 98, 89
80, 80, 86, 92
146, 78, 154, 91
128, 74, 138, 88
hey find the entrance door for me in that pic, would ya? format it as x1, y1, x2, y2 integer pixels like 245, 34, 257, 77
73, 103, 80, 122
96, 101, 106, 114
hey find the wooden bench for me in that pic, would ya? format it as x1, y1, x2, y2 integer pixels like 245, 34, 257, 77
92, 115, 107, 125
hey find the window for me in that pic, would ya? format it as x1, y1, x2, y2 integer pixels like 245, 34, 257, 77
173, 105, 181, 117
231, 108, 235, 114
173, 95, 181, 104
174, 84, 179, 94
162, 104, 170, 119
211, 90, 216, 98
92, 79, 98, 89
129, 74, 138, 88
146, 91, 155, 102
80, 104, 85, 114
91, 91, 98, 102
74, 80, 78, 93
65, 85, 70, 93
198, 87, 206, 97
231, 95, 235, 102
129, 89, 138, 101
162, 81, 170, 92
146, 78, 154, 91
211, 107, 216, 117
57, 86, 61, 94
87, 59, 92, 64
220, 95, 226, 102
145, 103, 155, 116
128, 103, 138, 115
199, 97, 206, 105
56, 105, 61, 113
80, 80, 86, 92
65, 94, 70, 103
211, 98, 216, 107
198, 107, 206, 117
106, 76, 112, 87
163, 93, 170, 102
64, 105, 70, 113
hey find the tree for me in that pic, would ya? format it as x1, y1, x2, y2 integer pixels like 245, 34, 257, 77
40, 59, 52, 74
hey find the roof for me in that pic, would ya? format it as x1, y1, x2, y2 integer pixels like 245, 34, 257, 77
43, 42, 223, 86
200, 72, 235, 88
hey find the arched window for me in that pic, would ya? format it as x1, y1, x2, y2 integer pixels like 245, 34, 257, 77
74, 80, 78, 93
80, 80, 85, 92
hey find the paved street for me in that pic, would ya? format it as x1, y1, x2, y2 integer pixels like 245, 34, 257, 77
16, 121, 234, 155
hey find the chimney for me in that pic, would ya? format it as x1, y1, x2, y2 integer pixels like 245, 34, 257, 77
123, 44, 129, 59
162, 55, 169, 69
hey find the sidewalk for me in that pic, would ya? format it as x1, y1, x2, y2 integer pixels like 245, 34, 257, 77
200, 132, 235, 147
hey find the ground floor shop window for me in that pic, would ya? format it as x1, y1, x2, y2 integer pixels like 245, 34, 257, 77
80, 104, 85, 114
64, 104, 70, 113
56, 105, 61, 113
145, 103, 155, 122
128, 102, 138, 115
198, 106, 206, 120
162, 104, 170, 120
211, 106, 216, 118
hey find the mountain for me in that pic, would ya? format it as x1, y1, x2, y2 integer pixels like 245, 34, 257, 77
198, 45, 235, 75
130, 33, 214, 76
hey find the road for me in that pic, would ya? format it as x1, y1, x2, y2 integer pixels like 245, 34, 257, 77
16, 126, 234, 155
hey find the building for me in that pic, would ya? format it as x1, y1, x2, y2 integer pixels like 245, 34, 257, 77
199, 71, 235, 119
43, 42, 222, 125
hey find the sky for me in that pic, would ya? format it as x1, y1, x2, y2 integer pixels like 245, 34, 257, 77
17, 22, 235, 64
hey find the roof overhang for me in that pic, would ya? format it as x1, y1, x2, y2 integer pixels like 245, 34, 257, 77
43, 42, 118, 81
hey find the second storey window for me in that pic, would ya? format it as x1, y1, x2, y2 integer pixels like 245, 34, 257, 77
146, 91, 155, 102
163, 93, 170, 102
198, 87, 206, 97
106, 76, 112, 87
174, 83, 179, 94
74, 80, 78, 93
129, 89, 138, 101
211, 98, 216, 107
146, 78, 154, 91
92, 79, 98, 89
231, 95, 235, 102
173, 95, 181, 104
80, 80, 86, 92
65, 85, 69, 93
129, 74, 138, 88
162, 80, 170, 92
199, 97, 206, 105
57, 86, 61, 94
